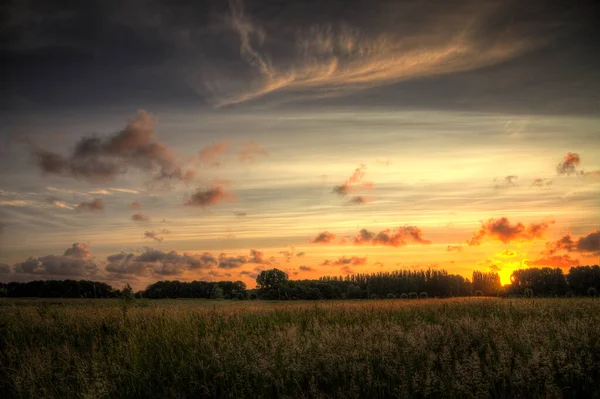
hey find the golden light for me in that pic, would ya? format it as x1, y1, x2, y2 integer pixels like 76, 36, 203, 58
510, 275, 517, 283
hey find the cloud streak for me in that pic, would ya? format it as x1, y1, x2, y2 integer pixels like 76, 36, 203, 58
205, 1, 535, 106
333, 165, 373, 196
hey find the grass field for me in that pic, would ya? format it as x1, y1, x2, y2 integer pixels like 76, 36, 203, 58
1, 298, 600, 398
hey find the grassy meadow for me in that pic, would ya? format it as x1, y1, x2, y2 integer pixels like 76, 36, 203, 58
1, 298, 600, 398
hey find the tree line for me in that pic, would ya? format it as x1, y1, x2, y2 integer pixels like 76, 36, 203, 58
1, 265, 599, 299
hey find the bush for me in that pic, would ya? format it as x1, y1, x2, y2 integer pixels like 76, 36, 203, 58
370, 294, 379, 300
408, 292, 418, 299
474, 290, 483, 297
588, 287, 598, 297
419, 292, 428, 299
386, 293, 396, 299
346, 285, 363, 299
400, 293, 408, 299
497, 288, 507, 298
524, 288, 534, 298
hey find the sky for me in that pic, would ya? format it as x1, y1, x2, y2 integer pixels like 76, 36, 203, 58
0, 0, 599, 289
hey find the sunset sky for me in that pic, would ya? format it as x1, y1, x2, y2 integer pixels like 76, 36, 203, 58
1, 0, 599, 289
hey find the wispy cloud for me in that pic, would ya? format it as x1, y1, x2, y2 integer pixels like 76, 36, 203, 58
110, 188, 139, 194
333, 165, 373, 196
205, 1, 534, 106
144, 230, 170, 242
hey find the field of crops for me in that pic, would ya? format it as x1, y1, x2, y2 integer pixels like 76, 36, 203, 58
1, 298, 599, 398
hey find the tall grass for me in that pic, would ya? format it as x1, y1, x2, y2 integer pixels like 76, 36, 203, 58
1, 298, 599, 398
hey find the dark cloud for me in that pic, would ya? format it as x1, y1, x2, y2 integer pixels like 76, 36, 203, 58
233, 211, 247, 217
299, 265, 313, 271
310, 231, 336, 244
249, 249, 270, 264
63, 242, 92, 259
556, 152, 581, 175
354, 226, 431, 247
202, 0, 589, 108
545, 230, 600, 255
185, 186, 233, 207
131, 200, 142, 210
2, 0, 598, 115
333, 165, 373, 196
216, 249, 269, 269
467, 217, 554, 246
75, 198, 104, 212
144, 230, 170, 242
106, 248, 216, 276
132, 213, 150, 222
217, 254, 247, 269
322, 256, 367, 266
13, 243, 99, 277
348, 195, 371, 205
30, 111, 194, 183
0, 264, 12, 274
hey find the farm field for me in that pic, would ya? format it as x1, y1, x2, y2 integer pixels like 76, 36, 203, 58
1, 298, 600, 398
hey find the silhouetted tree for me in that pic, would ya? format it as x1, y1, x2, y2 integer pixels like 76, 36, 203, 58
509, 268, 568, 297
256, 269, 289, 290
567, 265, 600, 295
472, 271, 501, 296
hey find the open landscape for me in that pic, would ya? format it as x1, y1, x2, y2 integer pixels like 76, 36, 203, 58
2, 0, 600, 397
2, 297, 600, 398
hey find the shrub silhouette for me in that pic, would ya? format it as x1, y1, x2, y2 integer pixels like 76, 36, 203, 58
346, 284, 363, 299
474, 290, 483, 297
408, 292, 418, 299
419, 292, 428, 299
400, 293, 408, 299
588, 287, 598, 297
524, 288, 534, 298
386, 293, 396, 299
